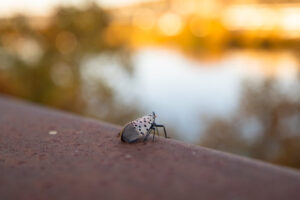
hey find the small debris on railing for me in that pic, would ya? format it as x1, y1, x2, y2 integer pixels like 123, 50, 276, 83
48, 130, 57, 135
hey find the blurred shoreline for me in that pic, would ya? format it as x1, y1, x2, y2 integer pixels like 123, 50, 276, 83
1, 0, 300, 169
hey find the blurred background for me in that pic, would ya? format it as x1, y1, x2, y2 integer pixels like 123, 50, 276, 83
1, 0, 300, 169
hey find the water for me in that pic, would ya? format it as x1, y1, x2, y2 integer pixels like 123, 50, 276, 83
81, 47, 300, 143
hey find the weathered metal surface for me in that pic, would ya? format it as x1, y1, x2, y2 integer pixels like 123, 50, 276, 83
0, 95, 300, 200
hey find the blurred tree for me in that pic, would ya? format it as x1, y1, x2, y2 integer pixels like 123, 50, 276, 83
200, 79, 300, 169
0, 4, 138, 125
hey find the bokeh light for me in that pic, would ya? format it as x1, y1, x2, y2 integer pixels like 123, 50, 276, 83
158, 12, 183, 36
1, 0, 300, 169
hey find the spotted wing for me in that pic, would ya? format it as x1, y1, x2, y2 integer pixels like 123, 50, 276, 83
131, 114, 154, 135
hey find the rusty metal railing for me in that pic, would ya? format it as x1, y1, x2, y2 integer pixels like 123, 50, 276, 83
1, 95, 300, 200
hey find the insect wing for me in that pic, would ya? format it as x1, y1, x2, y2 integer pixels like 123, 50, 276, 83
121, 124, 142, 143
131, 114, 154, 135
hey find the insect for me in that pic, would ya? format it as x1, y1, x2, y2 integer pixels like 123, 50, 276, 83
119, 112, 168, 143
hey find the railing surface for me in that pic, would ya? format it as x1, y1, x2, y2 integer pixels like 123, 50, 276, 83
0, 95, 300, 200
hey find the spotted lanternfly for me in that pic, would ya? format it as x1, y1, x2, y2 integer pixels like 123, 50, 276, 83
119, 112, 168, 143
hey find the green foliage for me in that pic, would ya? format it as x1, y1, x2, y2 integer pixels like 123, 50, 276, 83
200, 79, 300, 169
0, 4, 137, 124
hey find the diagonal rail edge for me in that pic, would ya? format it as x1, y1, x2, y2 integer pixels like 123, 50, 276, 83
0, 95, 300, 200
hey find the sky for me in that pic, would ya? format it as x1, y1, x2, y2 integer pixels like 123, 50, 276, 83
0, 0, 153, 17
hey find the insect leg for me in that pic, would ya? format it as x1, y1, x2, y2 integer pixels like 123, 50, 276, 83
152, 129, 155, 141
156, 127, 160, 136
144, 132, 150, 142
154, 124, 168, 138
150, 127, 156, 141
143, 128, 153, 142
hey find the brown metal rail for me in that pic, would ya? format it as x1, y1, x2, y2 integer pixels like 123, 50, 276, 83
0, 95, 300, 200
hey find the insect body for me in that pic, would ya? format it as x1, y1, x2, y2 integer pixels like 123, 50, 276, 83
119, 112, 168, 143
